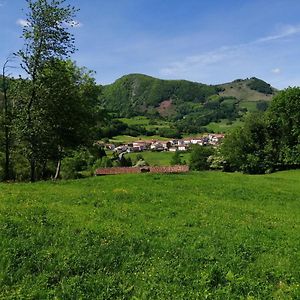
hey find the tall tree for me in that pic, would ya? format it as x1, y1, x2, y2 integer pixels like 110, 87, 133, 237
220, 112, 270, 173
39, 59, 99, 179
1, 58, 15, 180
267, 87, 300, 167
16, 0, 78, 181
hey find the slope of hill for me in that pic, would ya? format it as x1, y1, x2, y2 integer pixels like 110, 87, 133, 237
99, 74, 276, 119
99, 74, 221, 117
219, 77, 276, 102
98, 74, 277, 135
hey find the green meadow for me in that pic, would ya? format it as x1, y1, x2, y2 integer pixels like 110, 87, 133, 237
205, 119, 244, 133
126, 151, 190, 166
1, 171, 300, 299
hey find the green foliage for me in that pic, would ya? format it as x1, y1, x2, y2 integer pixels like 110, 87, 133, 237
221, 113, 270, 173
117, 155, 133, 167
1, 171, 300, 298
158, 127, 182, 139
174, 96, 240, 134
256, 100, 269, 111
170, 151, 183, 166
247, 77, 273, 94
93, 156, 113, 169
221, 87, 300, 173
189, 145, 214, 170
61, 149, 94, 179
267, 87, 300, 167
99, 74, 219, 117
15, 0, 79, 181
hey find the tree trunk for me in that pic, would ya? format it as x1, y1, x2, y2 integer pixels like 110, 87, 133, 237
2, 59, 12, 181
54, 159, 61, 180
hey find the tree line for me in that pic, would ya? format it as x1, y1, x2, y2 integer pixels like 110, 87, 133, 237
0, 0, 102, 181
219, 87, 300, 173
170, 87, 300, 174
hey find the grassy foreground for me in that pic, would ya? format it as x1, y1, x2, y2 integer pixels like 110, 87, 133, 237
1, 171, 300, 299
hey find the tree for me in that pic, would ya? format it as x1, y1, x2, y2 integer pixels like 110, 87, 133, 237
170, 151, 183, 166
16, 0, 78, 181
220, 112, 271, 173
219, 88, 300, 174
1, 58, 14, 180
267, 87, 300, 167
39, 60, 99, 179
189, 145, 214, 171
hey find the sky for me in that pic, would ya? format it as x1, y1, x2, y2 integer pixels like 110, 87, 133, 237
1, 0, 300, 89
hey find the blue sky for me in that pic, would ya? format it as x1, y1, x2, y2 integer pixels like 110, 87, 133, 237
1, 0, 300, 88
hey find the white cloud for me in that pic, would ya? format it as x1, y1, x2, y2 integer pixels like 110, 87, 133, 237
64, 20, 83, 28
255, 25, 300, 43
16, 19, 30, 27
159, 24, 300, 77
271, 68, 281, 74
16, 18, 83, 29
160, 51, 227, 76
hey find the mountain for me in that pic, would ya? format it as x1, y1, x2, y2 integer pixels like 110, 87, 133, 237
98, 74, 221, 117
219, 77, 276, 102
98, 74, 277, 119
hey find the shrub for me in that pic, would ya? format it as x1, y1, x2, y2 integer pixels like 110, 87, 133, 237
247, 77, 273, 94
93, 157, 113, 169
170, 151, 183, 166
61, 149, 94, 179
189, 145, 214, 170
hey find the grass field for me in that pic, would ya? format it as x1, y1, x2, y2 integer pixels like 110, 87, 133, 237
109, 135, 170, 144
117, 116, 171, 131
1, 171, 300, 299
239, 101, 258, 112
126, 151, 190, 166
205, 119, 243, 133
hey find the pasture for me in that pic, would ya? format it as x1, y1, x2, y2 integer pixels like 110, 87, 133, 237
0, 171, 300, 299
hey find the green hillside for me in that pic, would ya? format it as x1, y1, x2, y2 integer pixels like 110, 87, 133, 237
98, 74, 277, 135
99, 74, 276, 118
99, 74, 221, 117
1, 170, 299, 298
219, 77, 276, 102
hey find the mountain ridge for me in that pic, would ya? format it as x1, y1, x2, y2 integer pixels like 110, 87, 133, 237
98, 73, 277, 119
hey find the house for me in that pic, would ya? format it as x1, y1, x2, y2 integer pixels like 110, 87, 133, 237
169, 147, 177, 152
115, 145, 128, 153
208, 134, 225, 145
150, 142, 165, 151
161, 141, 171, 149
191, 138, 203, 145
183, 139, 191, 145
178, 145, 188, 151
133, 142, 148, 151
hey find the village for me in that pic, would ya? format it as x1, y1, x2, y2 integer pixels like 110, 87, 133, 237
105, 133, 225, 153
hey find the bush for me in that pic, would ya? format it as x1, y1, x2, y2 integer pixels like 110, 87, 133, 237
220, 113, 270, 173
61, 149, 94, 179
170, 151, 183, 166
116, 155, 132, 167
93, 157, 113, 169
189, 145, 214, 170
11, 152, 31, 181
247, 77, 273, 94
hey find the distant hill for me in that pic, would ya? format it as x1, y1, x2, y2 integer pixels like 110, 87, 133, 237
219, 77, 276, 102
98, 74, 277, 120
98, 74, 220, 117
